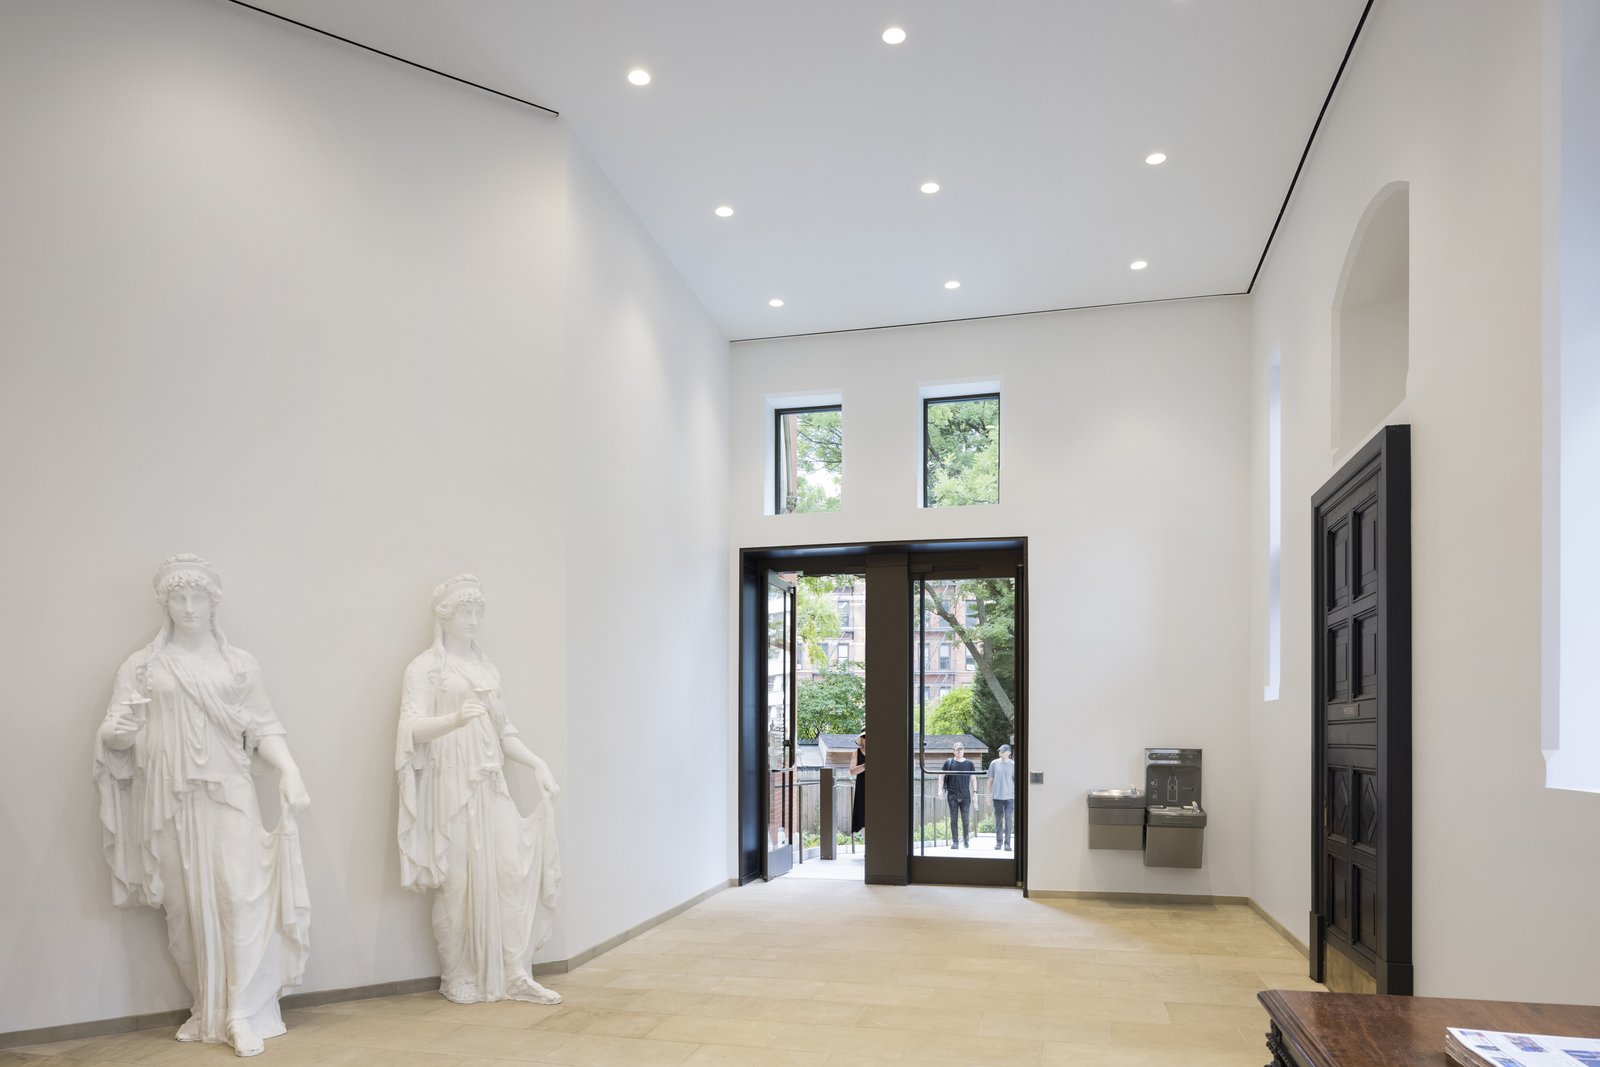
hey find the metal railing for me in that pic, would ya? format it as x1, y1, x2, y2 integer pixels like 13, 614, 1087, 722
777, 765, 1010, 863
793, 767, 860, 863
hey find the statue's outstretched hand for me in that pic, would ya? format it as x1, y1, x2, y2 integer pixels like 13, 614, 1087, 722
536, 768, 561, 799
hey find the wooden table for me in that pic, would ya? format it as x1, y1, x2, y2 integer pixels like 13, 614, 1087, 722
1259, 990, 1600, 1067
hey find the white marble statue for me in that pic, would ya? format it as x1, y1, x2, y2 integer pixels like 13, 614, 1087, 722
94, 555, 311, 1057
396, 574, 563, 1005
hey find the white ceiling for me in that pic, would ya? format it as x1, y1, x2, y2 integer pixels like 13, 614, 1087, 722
241, 0, 1368, 340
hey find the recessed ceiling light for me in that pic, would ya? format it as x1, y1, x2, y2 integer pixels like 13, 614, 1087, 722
882, 27, 907, 44
920, 181, 940, 194
1130, 260, 1149, 271
1145, 152, 1167, 165
944, 280, 961, 289
715, 205, 734, 218
627, 69, 651, 86
769, 298, 785, 307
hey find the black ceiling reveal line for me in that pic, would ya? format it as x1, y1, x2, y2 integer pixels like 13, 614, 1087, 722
731, 290, 1247, 345
219, 0, 560, 118
1246, 0, 1377, 294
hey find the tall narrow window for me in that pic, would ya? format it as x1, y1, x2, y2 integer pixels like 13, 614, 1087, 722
776, 406, 842, 514
1266, 354, 1282, 701
924, 394, 1000, 507
1546, 0, 1600, 792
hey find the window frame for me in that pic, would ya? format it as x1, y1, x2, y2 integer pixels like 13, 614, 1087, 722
922, 392, 1002, 508
774, 404, 843, 516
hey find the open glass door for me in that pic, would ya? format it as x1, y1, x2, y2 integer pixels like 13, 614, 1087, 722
740, 543, 1024, 888
764, 571, 798, 880
910, 569, 1020, 886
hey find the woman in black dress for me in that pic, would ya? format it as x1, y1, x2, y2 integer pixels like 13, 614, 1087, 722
849, 731, 867, 834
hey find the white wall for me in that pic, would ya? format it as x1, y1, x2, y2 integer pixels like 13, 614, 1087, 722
731, 297, 1253, 896
561, 135, 731, 957
1247, 0, 1600, 1002
0, 0, 727, 1035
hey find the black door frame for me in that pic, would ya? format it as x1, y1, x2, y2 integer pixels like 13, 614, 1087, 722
1309, 424, 1412, 993
907, 552, 1026, 888
737, 538, 1028, 890
761, 572, 797, 880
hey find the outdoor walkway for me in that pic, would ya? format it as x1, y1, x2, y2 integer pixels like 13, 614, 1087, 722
6, 880, 1323, 1066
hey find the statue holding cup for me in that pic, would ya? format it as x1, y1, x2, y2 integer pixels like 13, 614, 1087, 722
94, 555, 311, 1057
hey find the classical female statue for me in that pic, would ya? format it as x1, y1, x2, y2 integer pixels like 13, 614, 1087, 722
94, 555, 311, 1058
396, 574, 562, 1005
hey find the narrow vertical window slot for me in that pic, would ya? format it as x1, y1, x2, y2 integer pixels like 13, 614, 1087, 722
1266, 354, 1283, 701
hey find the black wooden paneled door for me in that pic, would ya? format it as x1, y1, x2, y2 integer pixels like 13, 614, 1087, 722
1310, 425, 1412, 994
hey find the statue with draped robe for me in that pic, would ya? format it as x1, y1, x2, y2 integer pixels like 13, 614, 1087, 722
94, 555, 311, 1057
396, 574, 562, 1005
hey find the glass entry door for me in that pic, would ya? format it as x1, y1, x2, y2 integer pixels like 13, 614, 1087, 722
763, 572, 798, 880
910, 570, 1020, 885
739, 542, 1025, 888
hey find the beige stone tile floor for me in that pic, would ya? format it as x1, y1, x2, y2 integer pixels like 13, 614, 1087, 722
3, 879, 1325, 1067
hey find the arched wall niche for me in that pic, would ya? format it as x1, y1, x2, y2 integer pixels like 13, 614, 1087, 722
1332, 182, 1410, 456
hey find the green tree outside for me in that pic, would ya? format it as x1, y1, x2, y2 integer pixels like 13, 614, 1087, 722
795, 575, 864, 741
796, 664, 865, 741
925, 397, 999, 507
924, 577, 1015, 760
796, 575, 842, 669
925, 686, 975, 736
786, 572, 1011, 758
781, 408, 842, 513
